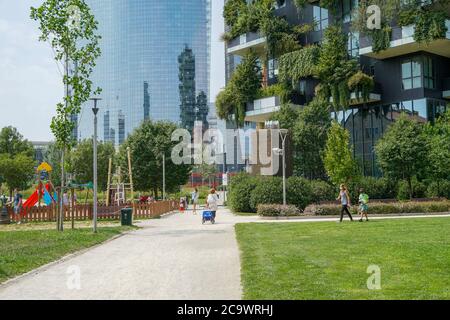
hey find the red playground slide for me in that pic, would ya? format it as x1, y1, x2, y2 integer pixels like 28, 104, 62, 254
23, 190, 39, 209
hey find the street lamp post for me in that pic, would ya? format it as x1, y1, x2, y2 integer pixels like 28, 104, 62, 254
162, 153, 166, 201
91, 97, 101, 233
273, 129, 289, 206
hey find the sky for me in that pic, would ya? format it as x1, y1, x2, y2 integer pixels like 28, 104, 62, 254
0, 0, 225, 142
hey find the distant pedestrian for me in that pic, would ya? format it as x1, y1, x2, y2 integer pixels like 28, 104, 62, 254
63, 192, 69, 206
206, 188, 219, 222
12, 189, 23, 225
358, 188, 370, 222
337, 184, 353, 223
0, 188, 7, 208
191, 188, 199, 215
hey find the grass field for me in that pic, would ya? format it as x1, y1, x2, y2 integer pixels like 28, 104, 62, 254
0, 225, 135, 284
236, 218, 450, 300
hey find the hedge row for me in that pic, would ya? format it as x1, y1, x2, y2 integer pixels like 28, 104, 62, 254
306, 201, 450, 216
229, 173, 450, 213
229, 173, 323, 213
257, 204, 301, 217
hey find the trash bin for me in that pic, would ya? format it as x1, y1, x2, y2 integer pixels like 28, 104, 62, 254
121, 208, 133, 226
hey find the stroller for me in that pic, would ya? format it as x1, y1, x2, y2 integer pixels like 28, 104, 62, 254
202, 210, 215, 225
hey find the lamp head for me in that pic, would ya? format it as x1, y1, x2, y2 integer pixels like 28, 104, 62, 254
272, 148, 283, 156
90, 97, 102, 115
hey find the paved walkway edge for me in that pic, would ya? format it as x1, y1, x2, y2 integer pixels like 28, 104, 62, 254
258, 212, 450, 220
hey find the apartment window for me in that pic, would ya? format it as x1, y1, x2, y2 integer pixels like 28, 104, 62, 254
343, 0, 358, 23
299, 80, 306, 95
348, 32, 360, 58
313, 6, 329, 31
423, 56, 435, 89
402, 58, 422, 90
268, 58, 278, 79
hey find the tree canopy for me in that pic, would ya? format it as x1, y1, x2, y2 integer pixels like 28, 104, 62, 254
323, 121, 359, 185
375, 114, 429, 199
0, 126, 34, 158
215, 51, 261, 127
118, 120, 192, 196
69, 139, 115, 190
0, 153, 35, 193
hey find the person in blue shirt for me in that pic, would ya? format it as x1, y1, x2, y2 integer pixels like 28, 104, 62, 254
11, 189, 23, 225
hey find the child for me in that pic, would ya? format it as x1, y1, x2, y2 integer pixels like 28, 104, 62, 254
358, 188, 369, 222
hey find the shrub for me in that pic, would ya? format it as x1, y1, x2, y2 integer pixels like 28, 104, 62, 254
310, 180, 336, 203
397, 179, 427, 200
306, 201, 450, 216
229, 173, 261, 213
426, 180, 450, 199
347, 177, 396, 202
286, 177, 313, 210
257, 204, 302, 217
250, 177, 283, 212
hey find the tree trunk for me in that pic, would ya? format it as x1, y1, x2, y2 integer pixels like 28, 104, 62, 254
408, 177, 413, 200
59, 148, 65, 231
437, 180, 441, 198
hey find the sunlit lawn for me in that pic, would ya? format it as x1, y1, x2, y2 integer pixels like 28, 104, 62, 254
236, 218, 450, 300
0, 225, 135, 284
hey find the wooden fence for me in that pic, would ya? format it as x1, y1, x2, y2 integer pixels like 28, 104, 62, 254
133, 201, 178, 219
7, 200, 178, 223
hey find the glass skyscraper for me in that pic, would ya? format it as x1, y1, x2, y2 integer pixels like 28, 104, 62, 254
77, 0, 211, 144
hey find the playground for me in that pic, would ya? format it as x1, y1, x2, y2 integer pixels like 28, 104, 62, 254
1, 147, 179, 226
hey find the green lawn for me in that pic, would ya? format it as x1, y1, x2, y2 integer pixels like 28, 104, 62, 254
236, 218, 450, 300
0, 226, 134, 284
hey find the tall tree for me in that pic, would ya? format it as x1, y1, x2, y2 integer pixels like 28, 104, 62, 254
70, 139, 115, 190
31, 0, 101, 231
375, 114, 428, 199
271, 100, 331, 179
316, 25, 358, 110
118, 120, 192, 197
43, 143, 63, 187
194, 163, 218, 187
323, 121, 359, 185
216, 51, 261, 127
292, 99, 331, 179
270, 104, 299, 131
0, 153, 35, 195
0, 127, 34, 158
424, 110, 450, 195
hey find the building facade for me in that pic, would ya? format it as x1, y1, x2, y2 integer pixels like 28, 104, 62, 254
77, 0, 211, 144
224, 0, 450, 176
179, 46, 209, 132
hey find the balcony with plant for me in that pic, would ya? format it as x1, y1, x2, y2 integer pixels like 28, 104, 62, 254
353, 0, 450, 58
218, 1, 377, 127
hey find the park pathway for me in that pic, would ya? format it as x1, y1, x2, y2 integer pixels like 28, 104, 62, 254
1, 208, 449, 300
0, 208, 256, 300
